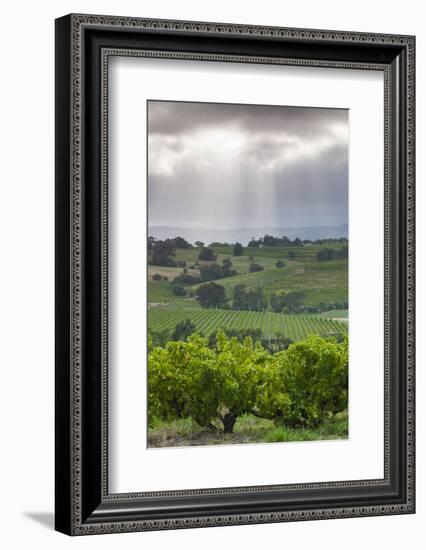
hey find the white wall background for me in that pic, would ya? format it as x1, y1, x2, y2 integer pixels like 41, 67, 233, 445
0, 0, 423, 548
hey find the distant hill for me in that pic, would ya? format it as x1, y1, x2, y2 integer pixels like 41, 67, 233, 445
148, 224, 348, 245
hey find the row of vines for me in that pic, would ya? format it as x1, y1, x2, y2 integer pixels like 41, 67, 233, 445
148, 307, 347, 341
148, 333, 348, 434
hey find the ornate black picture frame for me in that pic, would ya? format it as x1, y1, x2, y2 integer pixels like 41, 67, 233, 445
55, 14, 415, 535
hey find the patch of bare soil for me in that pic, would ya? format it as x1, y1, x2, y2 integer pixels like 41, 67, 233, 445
148, 430, 259, 448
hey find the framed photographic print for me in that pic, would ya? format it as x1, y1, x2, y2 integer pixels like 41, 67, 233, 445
55, 14, 415, 535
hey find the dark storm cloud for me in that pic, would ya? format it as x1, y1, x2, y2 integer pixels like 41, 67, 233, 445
147, 100, 348, 231
148, 100, 347, 140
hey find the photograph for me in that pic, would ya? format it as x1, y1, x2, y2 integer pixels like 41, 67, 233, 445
147, 100, 349, 448
52, 10, 415, 538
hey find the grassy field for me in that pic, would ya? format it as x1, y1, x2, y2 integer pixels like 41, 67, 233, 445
172, 244, 347, 270
148, 307, 347, 341
149, 244, 348, 307
190, 260, 347, 305
147, 281, 177, 303
209, 243, 345, 263
148, 413, 348, 448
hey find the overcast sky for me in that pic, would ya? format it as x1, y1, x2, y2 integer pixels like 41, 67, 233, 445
148, 100, 348, 231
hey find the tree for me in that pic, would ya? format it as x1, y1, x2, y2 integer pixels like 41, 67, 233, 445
336, 245, 349, 259
173, 236, 191, 249
284, 291, 305, 311
316, 246, 348, 261
249, 262, 264, 273
171, 285, 186, 297
151, 240, 177, 266
148, 328, 172, 348
270, 292, 286, 313
194, 241, 204, 248
198, 247, 216, 261
198, 260, 237, 281
233, 242, 244, 256
316, 248, 334, 261
252, 287, 267, 311
210, 333, 266, 432
199, 263, 222, 281
221, 258, 237, 278
287, 250, 296, 259
246, 235, 305, 248
275, 260, 285, 268
232, 284, 267, 312
196, 282, 227, 308
262, 234, 292, 246
147, 236, 157, 250
262, 234, 275, 246
148, 333, 267, 433
256, 336, 348, 428
233, 284, 245, 310
270, 291, 305, 313
248, 238, 260, 247
171, 319, 196, 341
173, 269, 201, 285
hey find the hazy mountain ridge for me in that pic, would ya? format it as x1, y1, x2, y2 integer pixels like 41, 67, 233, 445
148, 224, 348, 245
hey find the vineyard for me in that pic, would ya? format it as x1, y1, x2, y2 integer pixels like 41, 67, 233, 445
148, 307, 347, 341
148, 333, 349, 447
147, 238, 349, 447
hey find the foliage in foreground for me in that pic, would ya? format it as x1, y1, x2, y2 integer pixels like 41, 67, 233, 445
148, 332, 348, 434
